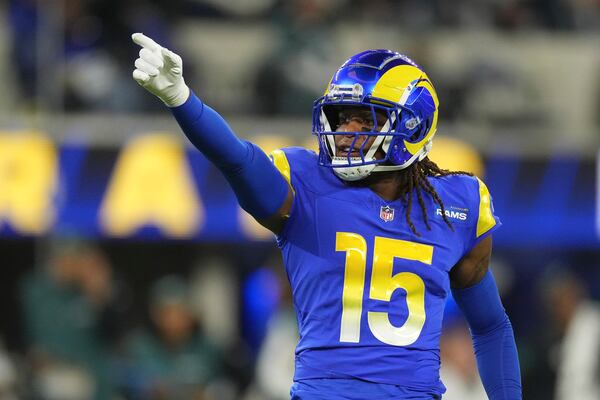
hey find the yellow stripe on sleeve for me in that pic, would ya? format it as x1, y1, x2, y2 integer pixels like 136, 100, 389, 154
476, 177, 496, 238
269, 149, 293, 191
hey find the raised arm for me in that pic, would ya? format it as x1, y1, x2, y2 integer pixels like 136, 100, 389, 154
450, 236, 522, 400
131, 33, 292, 234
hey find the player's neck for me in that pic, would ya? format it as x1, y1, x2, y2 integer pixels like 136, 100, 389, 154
351, 170, 407, 202
369, 173, 405, 202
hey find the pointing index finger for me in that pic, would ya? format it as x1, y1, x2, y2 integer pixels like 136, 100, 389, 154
132, 33, 161, 52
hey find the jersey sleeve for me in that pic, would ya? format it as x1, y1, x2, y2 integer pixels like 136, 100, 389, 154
269, 149, 294, 193
268, 146, 318, 192
465, 177, 502, 252
267, 147, 318, 245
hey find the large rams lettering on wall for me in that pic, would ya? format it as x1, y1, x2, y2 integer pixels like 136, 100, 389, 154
0, 132, 57, 234
100, 133, 203, 237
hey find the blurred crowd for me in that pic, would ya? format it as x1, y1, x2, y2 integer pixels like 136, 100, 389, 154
5, 0, 600, 155
1, 239, 267, 400
6, 0, 600, 117
0, 239, 598, 400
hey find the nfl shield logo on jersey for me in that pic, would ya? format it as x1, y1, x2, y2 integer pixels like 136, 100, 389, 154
380, 205, 395, 222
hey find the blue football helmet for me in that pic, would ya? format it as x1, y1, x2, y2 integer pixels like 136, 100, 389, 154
312, 49, 439, 181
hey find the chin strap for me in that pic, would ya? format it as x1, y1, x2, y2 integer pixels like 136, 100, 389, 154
331, 157, 376, 181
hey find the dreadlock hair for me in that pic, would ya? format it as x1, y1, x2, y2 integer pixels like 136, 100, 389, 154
397, 157, 473, 236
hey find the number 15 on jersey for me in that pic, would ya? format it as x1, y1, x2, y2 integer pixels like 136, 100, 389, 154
336, 232, 434, 346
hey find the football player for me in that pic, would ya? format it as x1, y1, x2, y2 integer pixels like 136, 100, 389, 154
132, 33, 522, 400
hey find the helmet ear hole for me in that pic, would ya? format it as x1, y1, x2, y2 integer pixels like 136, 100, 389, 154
409, 130, 421, 142
407, 116, 432, 143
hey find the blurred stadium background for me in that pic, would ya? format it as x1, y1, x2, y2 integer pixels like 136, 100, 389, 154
0, 0, 599, 399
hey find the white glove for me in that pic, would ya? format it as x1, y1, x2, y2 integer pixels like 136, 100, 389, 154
131, 33, 190, 107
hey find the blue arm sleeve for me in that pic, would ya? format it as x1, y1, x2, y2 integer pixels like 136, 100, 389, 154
169, 91, 289, 219
451, 271, 522, 400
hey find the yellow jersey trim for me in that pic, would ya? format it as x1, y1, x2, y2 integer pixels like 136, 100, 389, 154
269, 149, 294, 193
476, 178, 496, 238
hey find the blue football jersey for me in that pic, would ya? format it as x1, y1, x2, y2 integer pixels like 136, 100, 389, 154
270, 147, 500, 397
